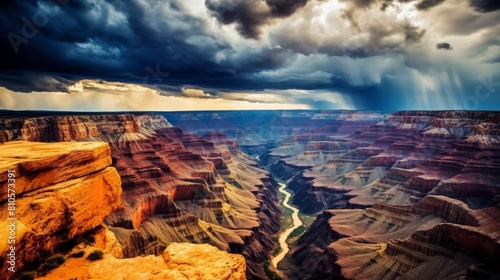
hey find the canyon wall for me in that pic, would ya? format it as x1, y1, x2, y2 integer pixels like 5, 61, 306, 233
163, 110, 387, 160
168, 110, 500, 279
269, 111, 500, 279
0, 113, 280, 279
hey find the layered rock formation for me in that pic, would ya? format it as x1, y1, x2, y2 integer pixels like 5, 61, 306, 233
38, 243, 246, 280
164, 111, 387, 160
2, 110, 499, 279
0, 113, 280, 279
279, 111, 500, 279
0, 141, 122, 279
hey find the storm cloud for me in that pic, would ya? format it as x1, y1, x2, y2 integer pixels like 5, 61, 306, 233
415, 0, 446, 10
0, 0, 499, 111
436, 42, 453, 50
205, 0, 310, 38
469, 0, 500, 12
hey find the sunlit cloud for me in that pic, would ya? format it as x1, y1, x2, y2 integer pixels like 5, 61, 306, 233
181, 87, 213, 98
0, 81, 311, 111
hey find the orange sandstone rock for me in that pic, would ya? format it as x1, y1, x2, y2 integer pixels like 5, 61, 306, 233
39, 243, 246, 280
0, 141, 121, 278
0, 141, 113, 202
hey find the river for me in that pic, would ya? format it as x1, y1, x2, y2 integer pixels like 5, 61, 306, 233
271, 182, 303, 269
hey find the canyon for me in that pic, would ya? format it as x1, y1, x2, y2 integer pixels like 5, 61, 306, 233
0, 113, 279, 279
166, 110, 500, 279
0, 110, 499, 279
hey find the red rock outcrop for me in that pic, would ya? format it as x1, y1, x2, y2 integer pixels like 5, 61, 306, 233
0, 141, 122, 279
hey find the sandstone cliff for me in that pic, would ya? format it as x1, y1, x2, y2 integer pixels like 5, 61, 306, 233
0, 113, 278, 279
0, 141, 122, 279
37, 243, 246, 280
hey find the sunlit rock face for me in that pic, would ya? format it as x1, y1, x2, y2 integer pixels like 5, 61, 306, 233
0, 141, 122, 277
38, 243, 246, 280
0, 113, 279, 279
274, 111, 500, 280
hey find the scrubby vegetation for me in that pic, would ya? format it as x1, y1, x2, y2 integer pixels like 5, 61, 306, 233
288, 225, 307, 239
272, 243, 282, 257
18, 271, 35, 280
69, 250, 85, 258
87, 250, 104, 260
38, 254, 65, 275
263, 261, 283, 280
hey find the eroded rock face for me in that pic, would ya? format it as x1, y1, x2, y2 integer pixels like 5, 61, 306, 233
0, 114, 278, 279
164, 111, 386, 160
0, 141, 122, 278
0, 141, 113, 201
281, 111, 500, 279
38, 243, 246, 280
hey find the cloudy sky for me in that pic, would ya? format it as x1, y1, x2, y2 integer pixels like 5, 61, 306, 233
0, 0, 499, 111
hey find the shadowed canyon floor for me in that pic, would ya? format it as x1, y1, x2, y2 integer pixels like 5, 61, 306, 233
1, 110, 499, 279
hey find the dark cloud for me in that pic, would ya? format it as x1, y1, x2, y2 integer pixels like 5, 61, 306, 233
205, 0, 309, 38
403, 23, 426, 43
416, 0, 446, 10
436, 42, 453, 50
0, 0, 499, 111
469, 0, 500, 12
380, 0, 394, 11
0, 72, 76, 92
379, 0, 499, 12
352, 0, 378, 8
0, 0, 293, 92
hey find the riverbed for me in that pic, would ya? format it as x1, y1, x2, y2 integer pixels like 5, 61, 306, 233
271, 182, 303, 269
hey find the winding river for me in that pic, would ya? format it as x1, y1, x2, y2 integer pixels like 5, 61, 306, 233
271, 182, 303, 269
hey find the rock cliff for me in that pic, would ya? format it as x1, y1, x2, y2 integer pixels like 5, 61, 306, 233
37, 243, 246, 280
163, 111, 386, 160
0, 141, 122, 279
0, 113, 279, 279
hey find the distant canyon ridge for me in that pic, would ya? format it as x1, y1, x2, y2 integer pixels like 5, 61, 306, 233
0, 110, 499, 280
